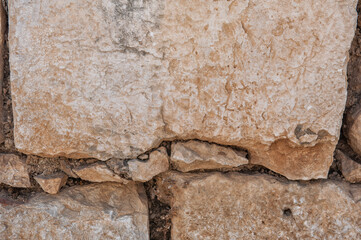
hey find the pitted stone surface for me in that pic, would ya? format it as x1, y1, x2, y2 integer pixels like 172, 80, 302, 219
0, 182, 149, 239
9, 0, 357, 179
156, 172, 361, 240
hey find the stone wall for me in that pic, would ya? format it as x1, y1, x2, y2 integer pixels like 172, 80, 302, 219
0, 0, 361, 239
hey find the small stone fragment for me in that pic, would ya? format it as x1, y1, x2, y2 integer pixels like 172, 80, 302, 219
0, 154, 31, 188
350, 184, 361, 203
128, 147, 169, 182
34, 173, 68, 194
348, 110, 361, 157
59, 159, 78, 178
0, 182, 149, 239
171, 141, 248, 172
335, 149, 361, 183
73, 162, 128, 184
138, 153, 149, 160
156, 172, 361, 239
105, 158, 130, 177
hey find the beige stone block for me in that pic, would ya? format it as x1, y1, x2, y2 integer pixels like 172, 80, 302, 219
9, 0, 357, 179
0, 182, 149, 239
156, 172, 361, 239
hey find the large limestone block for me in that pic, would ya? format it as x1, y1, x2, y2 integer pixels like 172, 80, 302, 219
0, 182, 149, 239
156, 172, 361, 239
9, 0, 357, 179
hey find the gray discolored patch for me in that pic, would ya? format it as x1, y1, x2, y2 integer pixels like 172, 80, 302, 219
100, 0, 165, 50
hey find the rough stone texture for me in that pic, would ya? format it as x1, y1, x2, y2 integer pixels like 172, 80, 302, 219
128, 147, 169, 182
9, 0, 357, 179
73, 162, 128, 184
0, 182, 149, 239
171, 141, 248, 172
156, 172, 361, 239
0, 154, 31, 188
34, 172, 68, 194
351, 184, 361, 202
0, 4, 6, 144
59, 159, 78, 178
335, 149, 361, 183
347, 109, 361, 157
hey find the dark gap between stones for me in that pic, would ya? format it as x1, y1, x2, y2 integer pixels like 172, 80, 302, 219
145, 179, 172, 240
332, 0, 361, 180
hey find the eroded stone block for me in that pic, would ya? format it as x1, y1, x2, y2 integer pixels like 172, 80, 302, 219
156, 172, 361, 239
9, 0, 357, 179
0, 182, 149, 239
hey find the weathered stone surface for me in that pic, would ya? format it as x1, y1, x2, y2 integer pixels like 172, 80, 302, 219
9, 0, 357, 179
73, 162, 128, 183
156, 172, 361, 239
0, 154, 31, 188
351, 184, 361, 203
59, 159, 78, 178
0, 182, 149, 239
128, 147, 169, 182
0, 4, 6, 144
34, 172, 68, 194
335, 149, 361, 183
347, 109, 361, 157
171, 140, 248, 172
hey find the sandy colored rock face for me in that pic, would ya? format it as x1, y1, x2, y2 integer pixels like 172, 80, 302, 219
73, 162, 128, 183
156, 172, 361, 240
171, 140, 248, 172
128, 147, 169, 182
335, 150, 361, 183
9, 0, 357, 179
34, 173, 68, 194
0, 182, 149, 239
0, 154, 31, 188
